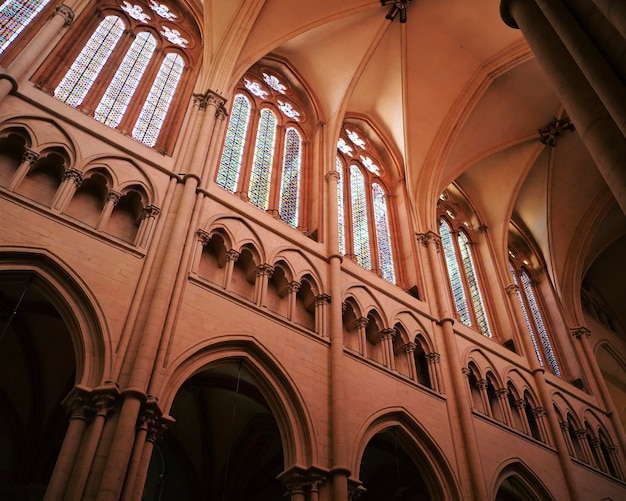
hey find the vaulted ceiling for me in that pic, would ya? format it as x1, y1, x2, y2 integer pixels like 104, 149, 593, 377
200, 0, 625, 332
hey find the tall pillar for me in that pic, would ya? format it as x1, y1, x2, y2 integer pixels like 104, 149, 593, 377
590, 0, 626, 39
0, 5, 75, 102
501, 0, 626, 214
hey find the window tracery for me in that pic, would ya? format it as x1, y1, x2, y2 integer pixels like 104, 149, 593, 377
438, 193, 491, 337
336, 124, 397, 284
33, 0, 200, 153
215, 64, 311, 233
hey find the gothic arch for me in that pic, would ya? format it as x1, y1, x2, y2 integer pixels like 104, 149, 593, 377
0, 247, 110, 386
158, 335, 316, 467
351, 407, 461, 501
492, 459, 555, 501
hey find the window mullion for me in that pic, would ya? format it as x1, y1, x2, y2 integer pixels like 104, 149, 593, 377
453, 230, 478, 327
267, 122, 285, 217
366, 179, 381, 275
236, 103, 260, 199
118, 47, 164, 134
80, 29, 135, 116
343, 164, 356, 259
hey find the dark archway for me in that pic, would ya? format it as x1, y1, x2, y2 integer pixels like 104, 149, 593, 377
359, 427, 431, 501
0, 272, 76, 499
143, 361, 285, 500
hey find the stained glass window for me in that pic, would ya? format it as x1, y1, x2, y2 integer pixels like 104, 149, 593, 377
336, 157, 346, 255
458, 232, 491, 337
279, 127, 301, 227
54, 16, 125, 107
0, 0, 50, 55
248, 108, 277, 210
217, 94, 251, 192
94, 31, 156, 127
510, 263, 544, 368
132, 52, 184, 146
350, 165, 371, 270
373, 183, 395, 283
440, 219, 471, 326
521, 270, 560, 375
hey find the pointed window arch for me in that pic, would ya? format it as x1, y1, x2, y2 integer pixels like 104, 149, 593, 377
509, 259, 560, 376
335, 124, 398, 284
34, 1, 200, 153
0, 0, 51, 55
215, 64, 312, 234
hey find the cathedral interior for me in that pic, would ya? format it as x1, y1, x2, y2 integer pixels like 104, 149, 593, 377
0, 0, 625, 500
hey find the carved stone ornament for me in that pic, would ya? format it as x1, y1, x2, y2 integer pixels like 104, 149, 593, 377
325, 170, 340, 183
404, 341, 417, 354
504, 283, 520, 296
142, 204, 160, 219
417, 231, 441, 250
538, 116, 575, 147
288, 281, 301, 293
63, 167, 83, 186
315, 293, 331, 306
572, 326, 591, 339
55, 4, 75, 26
21, 149, 39, 164
426, 352, 441, 364
226, 249, 240, 262
107, 190, 122, 205
196, 229, 211, 246
192, 89, 226, 111
380, 328, 396, 341
256, 263, 274, 278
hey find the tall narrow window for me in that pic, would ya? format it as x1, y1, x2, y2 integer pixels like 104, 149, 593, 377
215, 65, 312, 233
510, 260, 560, 375
438, 193, 491, 337
336, 124, 398, 284
0, 0, 50, 55
37, 1, 200, 153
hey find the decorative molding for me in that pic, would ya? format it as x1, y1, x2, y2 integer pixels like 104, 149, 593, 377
55, 4, 75, 26
142, 204, 160, 219
315, 293, 331, 306
62, 167, 83, 186
538, 116, 575, 147
325, 170, 340, 182
197, 229, 211, 245
107, 190, 121, 205
572, 326, 591, 339
226, 249, 240, 262
255, 263, 274, 278
416, 231, 441, 249
504, 283, 520, 296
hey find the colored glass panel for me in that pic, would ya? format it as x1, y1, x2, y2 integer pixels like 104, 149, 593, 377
94, 31, 156, 127
439, 219, 471, 326
216, 94, 250, 192
510, 264, 544, 368
521, 270, 561, 375
336, 157, 346, 255
0, 0, 50, 55
372, 183, 395, 283
458, 232, 491, 337
350, 165, 371, 269
54, 16, 125, 107
248, 108, 277, 210
278, 127, 301, 227
132, 52, 184, 146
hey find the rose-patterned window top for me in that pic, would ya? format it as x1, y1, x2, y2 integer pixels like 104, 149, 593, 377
149, 0, 177, 20
121, 1, 150, 22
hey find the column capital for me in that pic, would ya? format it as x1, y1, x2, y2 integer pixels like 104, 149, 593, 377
574, 429, 589, 440
514, 398, 526, 410
226, 248, 240, 262
416, 231, 441, 249
196, 228, 211, 246
315, 293, 331, 306
532, 406, 547, 418
256, 263, 274, 278
461, 367, 472, 378
288, 281, 301, 294
426, 352, 441, 364
142, 204, 160, 219
591, 437, 602, 448
192, 89, 226, 112
92, 383, 119, 417
404, 341, 417, 354
278, 467, 308, 496
62, 385, 94, 421
62, 167, 83, 186
325, 170, 340, 183
356, 316, 369, 329
496, 388, 509, 399
476, 379, 489, 390
21, 148, 39, 164
380, 327, 396, 341
54, 4, 75, 26
571, 326, 591, 339
107, 190, 121, 205
505, 283, 520, 296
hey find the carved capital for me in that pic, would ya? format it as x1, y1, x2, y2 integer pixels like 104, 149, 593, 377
107, 190, 121, 205
55, 4, 75, 26
63, 167, 83, 186
476, 379, 488, 390
288, 281, 301, 294
63, 388, 94, 421
514, 399, 526, 410
256, 263, 274, 278
356, 317, 369, 329
591, 437, 602, 448
325, 170, 340, 183
426, 352, 440, 364
192, 89, 226, 111
461, 367, 471, 378
505, 283, 520, 296
496, 388, 509, 399
380, 328, 396, 341
226, 249, 240, 262
572, 326, 591, 340
531, 406, 547, 418
416, 231, 440, 250
142, 204, 160, 219
404, 342, 417, 354
574, 429, 588, 440
196, 229, 211, 246
21, 148, 39, 165
559, 421, 569, 432
281, 472, 308, 496
315, 293, 331, 306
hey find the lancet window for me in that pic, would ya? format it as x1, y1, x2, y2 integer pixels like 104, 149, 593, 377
0, 0, 52, 56
438, 193, 491, 337
216, 65, 311, 232
336, 125, 396, 284
31, 0, 200, 153
509, 251, 560, 376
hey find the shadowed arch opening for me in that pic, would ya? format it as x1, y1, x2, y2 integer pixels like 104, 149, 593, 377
494, 461, 554, 501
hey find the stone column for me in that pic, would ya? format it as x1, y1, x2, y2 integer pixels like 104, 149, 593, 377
281, 471, 307, 501
8, 148, 38, 191
404, 342, 417, 381
532, 407, 550, 445
427, 352, 442, 393
477, 379, 491, 417
608, 445, 625, 479
287, 281, 301, 320
575, 429, 595, 466
96, 191, 121, 230
501, 0, 626, 214
223, 249, 240, 289
254, 263, 274, 306
44, 386, 92, 501
356, 317, 369, 357
50, 167, 82, 211
572, 327, 626, 455
591, 438, 610, 472
308, 472, 326, 501
314, 293, 330, 337
380, 328, 396, 370
496, 388, 513, 426
0, 5, 75, 102
560, 421, 575, 456
590, 0, 626, 39
418, 231, 487, 500
514, 399, 531, 435
65, 386, 117, 500
191, 229, 211, 275
135, 205, 160, 248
